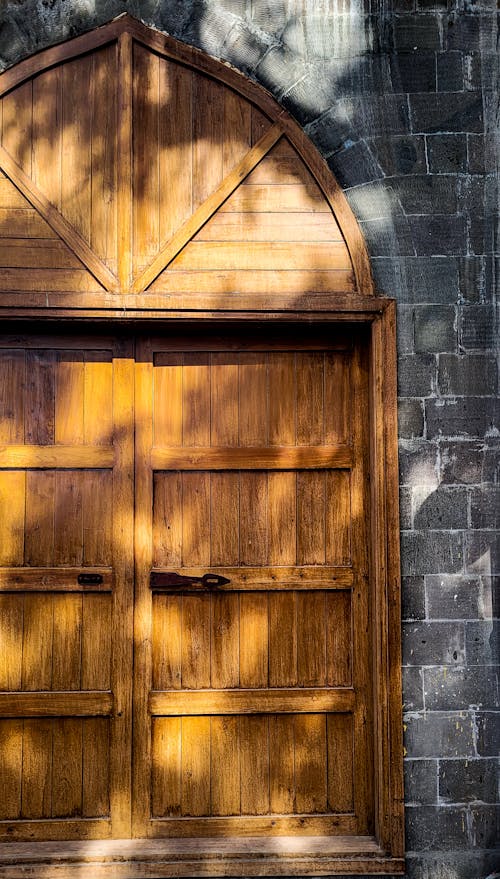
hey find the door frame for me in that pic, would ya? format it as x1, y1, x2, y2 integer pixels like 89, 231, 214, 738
0, 299, 404, 877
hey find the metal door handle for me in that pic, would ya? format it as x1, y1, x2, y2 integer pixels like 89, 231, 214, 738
150, 571, 231, 590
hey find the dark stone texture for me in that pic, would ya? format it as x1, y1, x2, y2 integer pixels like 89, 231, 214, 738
398, 354, 436, 397
439, 757, 500, 803
409, 92, 483, 133
413, 485, 468, 529
400, 486, 413, 530
390, 52, 437, 92
328, 141, 384, 189
445, 13, 497, 52
401, 530, 463, 575
427, 133, 467, 173
402, 575, 426, 621
408, 214, 467, 256
405, 804, 499, 850
374, 256, 460, 304
439, 440, 490, 484
425, 574, 493, 620
425, 397, 500, 438
368, 135, 427, 175
414, 305, 457, 353
403, 666, 425, 710
438, 353, 498, 396
397, 175, 458, 214
465, 621, 499, 666
361, 216, 416, 257
396, 304, 415, 354
393, 15, 443, 50
403, 621, 465, 665
436, 50, 464, 91
476, 711, 500, 756
458, 255, 495, 303
403, 711, 476, 758
406, 852, 500, 879
399, 398, 425, 438
405, 759, 438, 804
399, 439, 440, 486
460, 305, 499, 350
470, 486, 500, 530
423, 665, 499, 709
465, 531, 500, 573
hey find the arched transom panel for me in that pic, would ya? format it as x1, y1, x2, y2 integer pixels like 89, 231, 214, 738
0, 16, 373, 309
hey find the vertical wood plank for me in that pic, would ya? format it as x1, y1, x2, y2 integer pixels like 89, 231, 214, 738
182, 353, 210, 447
268, 353, 296, 445
211, 593, 239, 688
240, 473, 268, 565
326, 470, 351, 565
159, 59, 193, 244
211, 716, 240, 816
21, 595, 53, 690
25, 350, 55, 444
210, 473, 238, 565
210, 353, 239, 446
25, 471, 55, 566
327, 714, 354, 813
297, 592, 326, 686
0, 471, 25, 565
21, 719, 53, 818
55, 351, 84, 444
32, 67, 62, 209
51, 718, 83, 817
296, 352, 324, 445
223, 89, 252, 176
238, 352, 267, 446
0, 720, 23, 819
297, 471, 325, 564
83, 471, 113, 565
133, 43, 160, 271
0, 595, 23, 689
240, 716, 269, 815
0, 349, 25, 442
117, 32, 133, 289
82, 718, 110, 817
325, 353, 350, 444
294, 714, 327, 813
182, 473, 210, 565
239, 593, 268, 688
326, 591, 352, 687
2, 80, 32, 174
192, 74, 224, 207
84, 351, 113, 446
61, 55, 92, 242
269, 593, 297, 687
151, 717, 181, 817
153, 472, 183, 567
268, 472, 296, 564
251, 106, 272, 145
181, 716, 210, 817
182, 594, 211, 689
269, 715, 295, 814
91, 45, 118, 269
54, 471, 84, 566
154, 354, 183, 447
51, 595, 82, 690
81, 594, 111, 690
152, 595, 182, 690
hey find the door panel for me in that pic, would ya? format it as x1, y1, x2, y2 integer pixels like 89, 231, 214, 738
0, 337, 134, 840
134, 329, 372, 839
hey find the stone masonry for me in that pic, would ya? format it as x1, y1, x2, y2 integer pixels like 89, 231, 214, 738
0, 1, 498, 877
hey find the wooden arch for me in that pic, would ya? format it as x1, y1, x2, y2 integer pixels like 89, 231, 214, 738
0, 14, 374, 317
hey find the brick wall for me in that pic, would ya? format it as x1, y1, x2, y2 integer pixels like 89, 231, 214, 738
0, 1, 498, 876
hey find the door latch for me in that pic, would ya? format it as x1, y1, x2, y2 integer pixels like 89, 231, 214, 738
150, 571, 231, 590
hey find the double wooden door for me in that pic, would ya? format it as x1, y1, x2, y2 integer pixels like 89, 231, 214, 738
0, 326, 373, 842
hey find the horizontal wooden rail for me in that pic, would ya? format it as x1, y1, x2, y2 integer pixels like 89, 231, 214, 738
151, 445, 352, 471
0, 691, 113, 717
0, 445, 114, 468
149, 688, 355, 716
150, 566, 353, 591
0, 567, 113, 592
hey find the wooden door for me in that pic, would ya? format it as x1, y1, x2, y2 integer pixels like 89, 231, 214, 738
0, 334, 134, 841
134, 326, 373, 839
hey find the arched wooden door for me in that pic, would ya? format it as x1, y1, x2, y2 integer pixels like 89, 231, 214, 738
0, 17, 404, 876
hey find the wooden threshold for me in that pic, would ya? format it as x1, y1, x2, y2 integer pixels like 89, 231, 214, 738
0, 837, 405, 877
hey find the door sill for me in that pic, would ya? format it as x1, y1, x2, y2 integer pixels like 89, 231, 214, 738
0, 836, 404, 876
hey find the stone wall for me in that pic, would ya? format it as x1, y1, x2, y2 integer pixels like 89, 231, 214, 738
0, 2, 498, 877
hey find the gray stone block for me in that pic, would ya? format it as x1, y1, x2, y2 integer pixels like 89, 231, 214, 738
221, 21, 275, 77
425, 574, 492, 620
399, 398, 425, 439
439, 757, 500, 803
398, 354, 436, 397
436, 50, 464, 91
424, 665, 499, 709
476, 711, 500, 756
427, 133, 467, 173
413, 485, 468, 529
406, 852, 500, 879
414, 305, 457, 354
405, 759, 438, 805
393, 15, 443, 51
470, 486, 500, 530
458, 255, 494, 304
410, 92, 483, 133
398, 439, 440, 486
403, 666, 425, 710
396, 304, 415, 353
400, 486, 413, 530
361, 216, 415, 257
446, 13, 496, 52
406, 804, 499, 850
390, 52, 437, 92
408, 214, 467, 256
328, 141, 385, 189
345, 182, 400, 222
403, 710, 476, 758
254, 44, 308, 97
467, 133, 487, 173
465, 620, 499, 665
403, 621, 465, 665
426, 397, 499, 439
438, 354, 498, 396
305, 110, 353, 158
396, 174, 458, 215
401, 530, 463, 575
460, 305, 499, 350
368, 135, 427, 176
466, 530, 500, 575
376, 256, 460, 304
439, 440, 489, 484
402, 575, 426, 621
